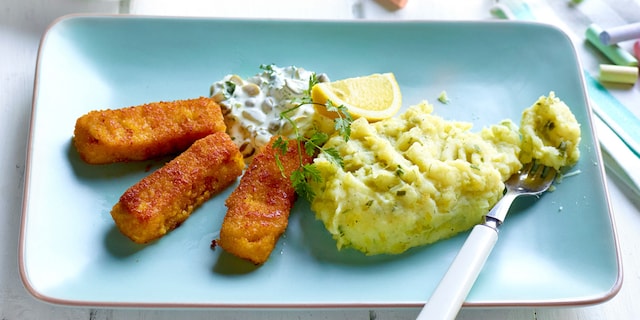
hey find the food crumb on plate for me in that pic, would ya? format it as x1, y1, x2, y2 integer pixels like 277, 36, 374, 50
437, 90, 450, 104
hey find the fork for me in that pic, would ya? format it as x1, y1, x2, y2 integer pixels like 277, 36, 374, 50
416, 161, 557, 320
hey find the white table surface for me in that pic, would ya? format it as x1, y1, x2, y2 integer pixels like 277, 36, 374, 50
2, 0, 640, 319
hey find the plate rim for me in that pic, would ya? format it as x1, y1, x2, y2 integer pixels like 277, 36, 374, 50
19, 13, 623, 309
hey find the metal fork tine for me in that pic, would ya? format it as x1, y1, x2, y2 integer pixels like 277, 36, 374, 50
521, 161, 534, 173
511, 161, 557, 194
533, 162, 545, 177
532, 161, 556, 180
527, 161, 554, 180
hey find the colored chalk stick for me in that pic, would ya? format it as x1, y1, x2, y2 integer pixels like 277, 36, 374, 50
599, 64, 638, 84
380, 0, 407, 9
599, 22, 640, 45
586, 24, 638, 66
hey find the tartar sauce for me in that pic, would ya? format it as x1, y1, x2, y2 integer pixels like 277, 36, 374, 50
210, 65, 329, 160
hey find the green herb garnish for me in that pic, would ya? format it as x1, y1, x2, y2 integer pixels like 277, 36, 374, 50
224, 81, 236, 98
276, 72, 353, 202
259, 63, 276, 75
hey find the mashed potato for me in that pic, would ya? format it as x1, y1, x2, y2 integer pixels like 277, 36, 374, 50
519, 92, 581, 169
309, 92, 580, 255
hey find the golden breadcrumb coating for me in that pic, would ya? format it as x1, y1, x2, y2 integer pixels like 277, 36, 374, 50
73, 97, 226, 164
111, 132, 244, 244
218, 136, 313, 264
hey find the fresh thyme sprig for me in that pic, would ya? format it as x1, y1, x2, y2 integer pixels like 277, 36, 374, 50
274, 71, 353, 202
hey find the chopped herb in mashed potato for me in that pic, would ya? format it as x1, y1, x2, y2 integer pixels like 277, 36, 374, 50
309, 92, 580, 255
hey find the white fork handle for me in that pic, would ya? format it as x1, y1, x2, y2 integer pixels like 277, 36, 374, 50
416, 225, 499, 320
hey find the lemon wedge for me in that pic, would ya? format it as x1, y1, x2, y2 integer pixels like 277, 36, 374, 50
311, 73, 402, 122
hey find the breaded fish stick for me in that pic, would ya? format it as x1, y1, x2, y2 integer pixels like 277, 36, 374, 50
73, 97, 226, 164
218, 136, 313, 264
111, 132, 244, 244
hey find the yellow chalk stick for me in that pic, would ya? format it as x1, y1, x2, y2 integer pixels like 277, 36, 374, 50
599, 64, 638, 84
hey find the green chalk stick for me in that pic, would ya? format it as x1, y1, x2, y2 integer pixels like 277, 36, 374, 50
586, 23, 638, 66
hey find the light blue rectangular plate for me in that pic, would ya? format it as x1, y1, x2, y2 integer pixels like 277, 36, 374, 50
20, 15, 621, 308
